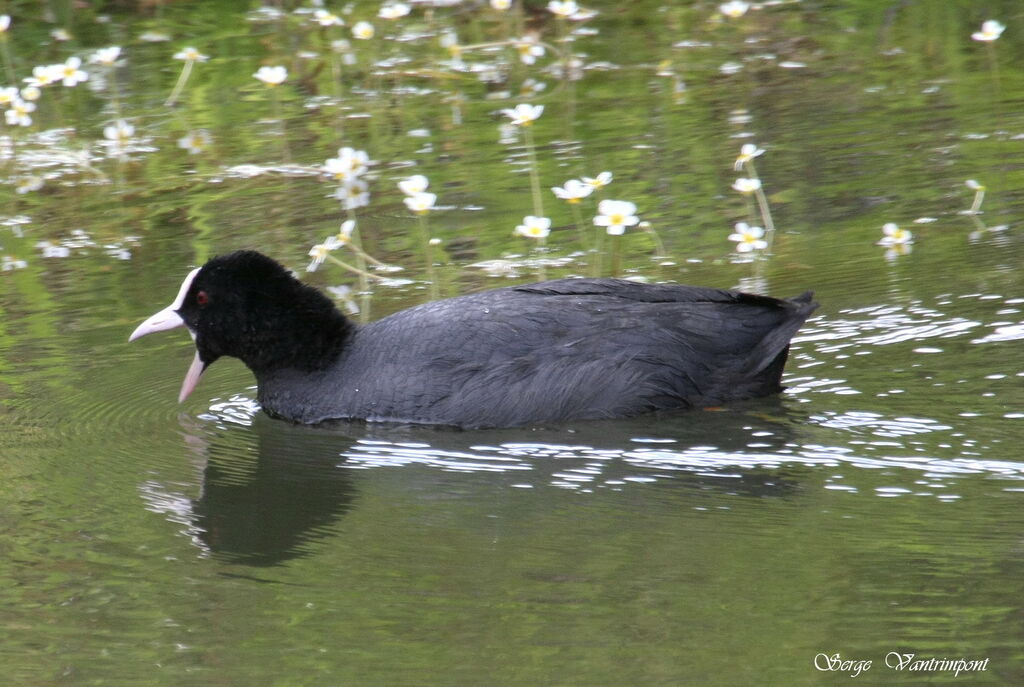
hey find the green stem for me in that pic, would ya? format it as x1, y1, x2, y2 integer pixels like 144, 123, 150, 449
0, 36, 15, 83
271, 86, 290, 162
969, 189, 985, 214
568, 200, 588, 249
610, 234, 621, 277
108, 66, 123, 120
325, 254, 386, 281
592, 225, 605, 277
523, 125, 544, 218
345, 210, 369, 294
164, 58, 194, 107
417, 213, 439, 298
744, 159, 775, 255
644, 224, 666, 258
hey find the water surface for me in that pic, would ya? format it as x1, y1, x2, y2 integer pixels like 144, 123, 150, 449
1, 1, 1022, 684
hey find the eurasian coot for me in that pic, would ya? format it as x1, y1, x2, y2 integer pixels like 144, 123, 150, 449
131, 250, 816, 428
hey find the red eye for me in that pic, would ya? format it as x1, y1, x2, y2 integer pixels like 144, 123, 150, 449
196, 290, 209, 306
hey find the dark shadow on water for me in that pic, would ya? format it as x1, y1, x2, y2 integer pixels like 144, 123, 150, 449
189, 415, 359, 567
181, 396, 806, 566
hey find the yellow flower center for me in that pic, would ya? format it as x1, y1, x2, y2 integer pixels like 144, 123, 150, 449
609, 213, 624, 224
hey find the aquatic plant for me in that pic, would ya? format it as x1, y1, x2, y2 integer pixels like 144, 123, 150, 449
971, 20, 1005, 42
728, 222, 767, 253
965, 179, 986, 215
731, 143, 776, 255
515, 215, 551, 240
165, 47, 208, 106
719, 1, 751, 19
502, 103, 546, 220
253, 65, 287, 87
877, 223, 913, 246
594, 200, 639, 236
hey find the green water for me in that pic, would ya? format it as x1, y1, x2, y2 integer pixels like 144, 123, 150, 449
1, 1, 1023, 684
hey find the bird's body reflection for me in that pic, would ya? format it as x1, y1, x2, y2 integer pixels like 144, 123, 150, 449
142, 397, 804, 566
167, 414, 359, 566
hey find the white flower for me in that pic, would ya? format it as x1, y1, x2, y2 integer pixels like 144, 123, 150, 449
439, 30, 462, 59
490, 0, 512, 10
334, 219, 356, 245
333, 179, 370, 210
719, 1, 750, 18
19, 85, 40, 101
177, 129, 212, 154
733, 143, 765, 171
2, 255, 28, 270
551, 179, 593, 203
404, 192, 437, 215
56, 56, 88, 87
569, 7, 598, 21
173, 47, 208, 62
5, 98, 34, 126
719, 61, 743, 75
581, 171, 612, 189
0, 86, 17, 106
139, 31, 171, 43
90, 46, 122, 67
594, 199, 639, 235
514, 36, 545, 65
324, 147, 369, 181
398, 174, 429, 196
728, 222, 767, 252
327, 285, 360, 315
378, 3, 411, 19
965, 179, 986, 191
36, 240, 70, 258
520, 78, 546, 96
352, 21, 375, 40
515, 215, 551, 239
24, 64, 60, 88
50, 28, 71, 41
307, 239, 340, 272
877, 222, 913, 246
732, 177, 761, 194
0, 15, 10, 33
15, 176, 43, 194
972, 20, 1005, 42
103, 119, 134, 144
253, 65, 287, 86
106, 245, 132, 261
502, 103, 543, 126
313, 9, 345, 26
547, 1, 578, 17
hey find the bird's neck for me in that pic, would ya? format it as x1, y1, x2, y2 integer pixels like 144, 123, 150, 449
242, 301, 356, 375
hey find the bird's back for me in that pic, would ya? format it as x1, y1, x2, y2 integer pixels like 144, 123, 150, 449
257, 278, 816, 428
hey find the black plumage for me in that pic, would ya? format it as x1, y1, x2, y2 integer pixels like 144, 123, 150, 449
135, 250, 817, 429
